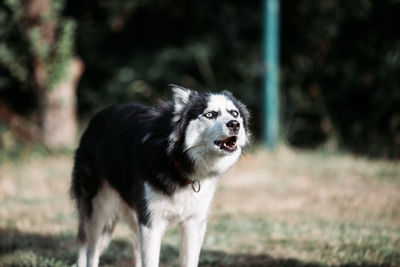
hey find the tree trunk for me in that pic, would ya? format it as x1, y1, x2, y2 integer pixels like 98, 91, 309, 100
42, 57, 84, 149
25, 0, 83, 149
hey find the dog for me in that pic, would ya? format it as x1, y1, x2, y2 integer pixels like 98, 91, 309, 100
71, 84, 250, 267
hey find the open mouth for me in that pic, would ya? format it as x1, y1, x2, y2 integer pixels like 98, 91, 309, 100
214, 136, 238, 152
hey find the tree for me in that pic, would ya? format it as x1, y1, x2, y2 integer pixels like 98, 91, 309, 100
0, 0, 83, 149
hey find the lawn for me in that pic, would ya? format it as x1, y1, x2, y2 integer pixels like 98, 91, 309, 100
0, 147, 399, 266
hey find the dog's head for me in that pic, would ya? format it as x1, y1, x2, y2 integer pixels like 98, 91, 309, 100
168, 84, 250, 175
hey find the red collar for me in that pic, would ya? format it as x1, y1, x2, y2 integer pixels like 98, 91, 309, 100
173, 159, 181, 168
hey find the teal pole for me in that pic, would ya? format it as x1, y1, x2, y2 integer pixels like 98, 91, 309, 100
263, 0, 280, 149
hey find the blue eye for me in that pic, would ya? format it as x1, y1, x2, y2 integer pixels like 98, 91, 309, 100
231, 110, 239, 118
204, 111, 218, 119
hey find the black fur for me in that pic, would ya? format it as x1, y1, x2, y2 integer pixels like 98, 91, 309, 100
71, 95, 209, 226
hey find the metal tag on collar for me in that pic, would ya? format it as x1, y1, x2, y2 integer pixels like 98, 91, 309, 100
191, 180, 201, 193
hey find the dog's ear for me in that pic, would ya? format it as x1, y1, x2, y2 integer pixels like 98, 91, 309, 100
169, 84, 192, 113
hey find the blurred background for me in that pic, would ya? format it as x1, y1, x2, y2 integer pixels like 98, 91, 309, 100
1, 0, 400, 157
0, 0, 400, 266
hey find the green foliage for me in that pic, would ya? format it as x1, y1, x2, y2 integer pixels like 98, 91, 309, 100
0, 0, 76, 91
6, 252, 69, 267
47, 18, 76, 90
0, 0, 29, 85
66, 0, 262, 121
1, 0, 400, 156
281, 0, 400, 156
0, 44, 29, 84
63, 0, 400, 156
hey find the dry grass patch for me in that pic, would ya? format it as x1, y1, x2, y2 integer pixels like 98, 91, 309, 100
0, 148, 399, 266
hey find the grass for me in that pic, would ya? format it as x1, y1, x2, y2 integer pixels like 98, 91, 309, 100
0, 147, 399, 266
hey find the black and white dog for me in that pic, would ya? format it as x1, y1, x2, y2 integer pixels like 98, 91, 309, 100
71, 84, 250, 267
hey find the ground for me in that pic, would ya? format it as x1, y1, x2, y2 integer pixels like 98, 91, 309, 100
0, 147, 399, 266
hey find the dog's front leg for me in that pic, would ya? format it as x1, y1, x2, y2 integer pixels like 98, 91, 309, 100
139, 220, 167, 267
180, 218, 207, 267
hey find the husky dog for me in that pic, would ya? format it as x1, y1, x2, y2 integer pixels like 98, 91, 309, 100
71, 84, 250, 267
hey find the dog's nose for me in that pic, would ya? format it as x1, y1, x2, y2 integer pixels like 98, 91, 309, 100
226, 120, 240, 133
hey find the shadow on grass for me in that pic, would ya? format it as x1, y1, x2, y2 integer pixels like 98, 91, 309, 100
0, 229, 391, 267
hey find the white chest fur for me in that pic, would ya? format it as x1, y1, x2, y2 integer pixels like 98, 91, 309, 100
145, 177, 218, 224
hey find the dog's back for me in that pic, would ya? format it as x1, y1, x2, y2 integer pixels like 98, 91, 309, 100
71, 104, 146, 212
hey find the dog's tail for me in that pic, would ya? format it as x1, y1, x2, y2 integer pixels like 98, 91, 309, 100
71, 107, 111, 218
70, 149, 101, 218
